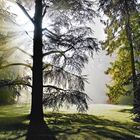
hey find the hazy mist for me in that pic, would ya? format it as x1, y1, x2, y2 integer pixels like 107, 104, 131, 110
83, 17, 112, 104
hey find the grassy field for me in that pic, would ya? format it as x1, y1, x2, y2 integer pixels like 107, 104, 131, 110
0, 104, 140, 140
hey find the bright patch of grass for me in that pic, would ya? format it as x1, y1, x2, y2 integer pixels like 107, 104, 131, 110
0, 104, 140, 140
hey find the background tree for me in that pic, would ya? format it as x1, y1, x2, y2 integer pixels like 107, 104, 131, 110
99, 0, 140, 119
104, 13, 140, 104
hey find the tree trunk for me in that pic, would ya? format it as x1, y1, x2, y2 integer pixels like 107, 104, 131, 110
30, 0, 44, 124
124, 0, 139, 119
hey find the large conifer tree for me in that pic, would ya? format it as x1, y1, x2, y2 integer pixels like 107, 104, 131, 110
2, 0, 98, 124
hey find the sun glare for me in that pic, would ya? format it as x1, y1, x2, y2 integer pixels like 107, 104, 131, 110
8, 1, 34, 35
8, 1, 53, 38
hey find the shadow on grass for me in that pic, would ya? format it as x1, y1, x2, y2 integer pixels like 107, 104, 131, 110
26, 121, 56, 140
0, 113, 140, 140
119, 108, 132, 113
0, 114, 56, 140
45, 113, 140, 140
0, 115, 28, 140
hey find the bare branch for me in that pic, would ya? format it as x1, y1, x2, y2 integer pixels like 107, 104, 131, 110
42, 28, 59, 38
43, 50, 64, 57
43, 84, 64, 91
16, 2, 34, 24
42, 5, 49, 18
43, 46, 73, 57
16, 47, 33, 58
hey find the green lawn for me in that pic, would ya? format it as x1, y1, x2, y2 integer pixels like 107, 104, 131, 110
0, 104, 140, 140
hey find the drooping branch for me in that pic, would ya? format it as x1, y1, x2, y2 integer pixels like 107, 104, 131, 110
0, 80, 32, 88
43, 28, 98, 74
0, 63, 32, 70
43, 47, 73, 57
43, 64, 87, 92
0, 77, 32, 89
43, 63, 87, 83
43, 84, 66, 91
43, 27, 98, 54
43, 85, 90, 112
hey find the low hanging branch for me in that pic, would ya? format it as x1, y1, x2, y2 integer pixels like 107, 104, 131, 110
0, 79, 32, 88
43, 84, 90, 112
0, 76, 32, 100
0, 63, 32, 70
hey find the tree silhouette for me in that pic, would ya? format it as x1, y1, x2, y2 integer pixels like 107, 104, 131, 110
1, 0, 98, 124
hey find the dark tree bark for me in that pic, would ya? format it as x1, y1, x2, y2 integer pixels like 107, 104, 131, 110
125, 0, 137, 91
30, 0, 44, 124
124, 0, 139, 119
